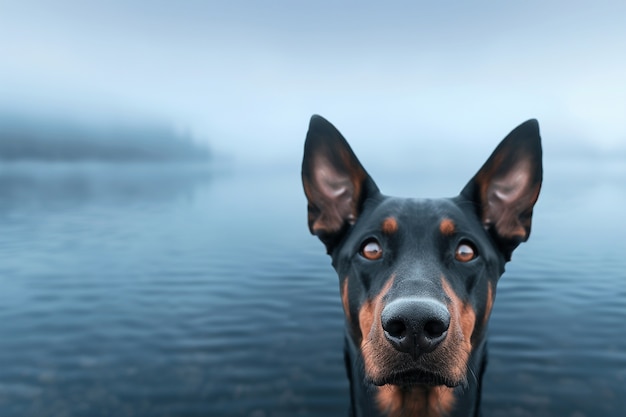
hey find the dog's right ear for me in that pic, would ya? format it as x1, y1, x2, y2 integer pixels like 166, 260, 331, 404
302, 115, 380, 253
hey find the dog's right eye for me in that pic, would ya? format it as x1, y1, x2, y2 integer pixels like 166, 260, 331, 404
360, 239, 383, 260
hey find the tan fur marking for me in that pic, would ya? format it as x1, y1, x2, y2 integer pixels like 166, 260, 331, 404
483, 281, 494, 327
376, 385, 456, 417
441, 277, 476, 382
341, 278, 351, 322
382, 216, 398, 234
358, 299, 374, 346
359, 275, 395, 378
439, 218, 455, 236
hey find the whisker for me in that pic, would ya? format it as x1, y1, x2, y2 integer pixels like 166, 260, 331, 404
462, 363, 478, 392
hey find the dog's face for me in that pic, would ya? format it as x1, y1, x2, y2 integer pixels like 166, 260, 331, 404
302, 116, 542, 391
332, 197, 502, 389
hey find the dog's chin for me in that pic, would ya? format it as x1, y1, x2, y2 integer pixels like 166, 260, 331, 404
369, 369, 462, 389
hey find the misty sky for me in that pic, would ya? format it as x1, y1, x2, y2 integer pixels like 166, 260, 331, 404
1, 0, 625, 166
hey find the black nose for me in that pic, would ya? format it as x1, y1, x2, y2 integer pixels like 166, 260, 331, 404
381, 298, 450, 358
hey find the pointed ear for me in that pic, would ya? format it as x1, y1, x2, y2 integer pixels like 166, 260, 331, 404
461, 119, 543, 260
302, 115, 379, 252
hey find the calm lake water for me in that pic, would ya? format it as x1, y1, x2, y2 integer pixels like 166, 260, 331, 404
0, 159, 625, 417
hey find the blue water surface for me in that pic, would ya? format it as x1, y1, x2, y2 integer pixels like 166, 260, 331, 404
0, 159, 624, 417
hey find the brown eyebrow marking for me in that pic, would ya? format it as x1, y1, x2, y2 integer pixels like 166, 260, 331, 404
381, 216, 398, 234
439, 218, 456, 236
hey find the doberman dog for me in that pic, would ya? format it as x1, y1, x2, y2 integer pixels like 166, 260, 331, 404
301, 115, 542, 417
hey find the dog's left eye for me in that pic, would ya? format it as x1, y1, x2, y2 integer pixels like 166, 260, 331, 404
455, 242, 477, 262
360, 239, 383, 260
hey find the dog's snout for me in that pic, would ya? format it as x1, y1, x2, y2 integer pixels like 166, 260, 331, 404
381, 298, 450, 358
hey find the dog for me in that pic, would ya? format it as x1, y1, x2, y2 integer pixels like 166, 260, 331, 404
301, 115, 542, 417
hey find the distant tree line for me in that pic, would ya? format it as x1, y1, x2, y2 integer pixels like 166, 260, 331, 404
0, 113, 211, 162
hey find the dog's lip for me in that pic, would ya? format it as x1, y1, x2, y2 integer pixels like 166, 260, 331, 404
371, 368, 460, 388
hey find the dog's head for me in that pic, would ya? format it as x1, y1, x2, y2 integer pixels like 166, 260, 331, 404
302, 115, 542, 391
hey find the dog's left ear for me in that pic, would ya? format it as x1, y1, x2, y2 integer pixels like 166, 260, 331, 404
461, 119, 543, 260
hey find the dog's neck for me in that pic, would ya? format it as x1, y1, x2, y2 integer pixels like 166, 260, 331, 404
344, 334, 487, 417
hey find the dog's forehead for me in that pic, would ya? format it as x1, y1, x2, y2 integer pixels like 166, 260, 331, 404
368, 196, 466, 227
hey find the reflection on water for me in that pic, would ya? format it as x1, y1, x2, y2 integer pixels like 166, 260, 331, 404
0, 162, 625, 417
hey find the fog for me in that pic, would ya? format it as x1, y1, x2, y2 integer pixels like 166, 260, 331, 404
1, 1, 625, 169
0, 110, 210, 162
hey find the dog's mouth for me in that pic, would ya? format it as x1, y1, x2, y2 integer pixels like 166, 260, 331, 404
370, 367, 461, 388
